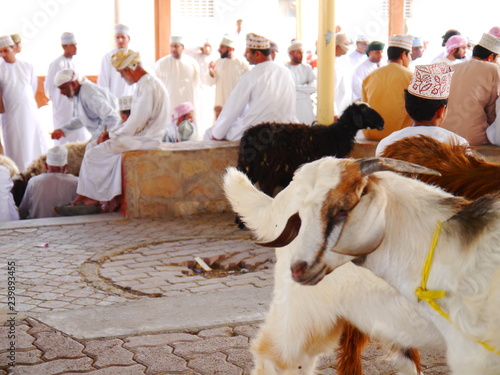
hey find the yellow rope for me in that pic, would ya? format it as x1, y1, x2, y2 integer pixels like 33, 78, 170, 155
415, 220, 500, 355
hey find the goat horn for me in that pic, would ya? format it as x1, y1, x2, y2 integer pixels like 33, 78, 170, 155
358, 158, 441, 176
256, 212, 301, 248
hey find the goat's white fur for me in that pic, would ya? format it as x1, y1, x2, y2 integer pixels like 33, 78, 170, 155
224, 167, 444, 375
248, 157, 500, 375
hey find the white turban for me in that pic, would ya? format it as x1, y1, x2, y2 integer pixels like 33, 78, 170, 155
54, 68, 81, 87
111, 49, 141, 70
46, 146, 68, 167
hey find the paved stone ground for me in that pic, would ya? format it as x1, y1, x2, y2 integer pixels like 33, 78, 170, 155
0, 213, 450, 374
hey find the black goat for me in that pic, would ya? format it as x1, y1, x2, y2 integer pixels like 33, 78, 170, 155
237, 102, 384, 196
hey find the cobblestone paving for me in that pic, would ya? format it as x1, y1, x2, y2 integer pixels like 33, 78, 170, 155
0, 213, 450, 374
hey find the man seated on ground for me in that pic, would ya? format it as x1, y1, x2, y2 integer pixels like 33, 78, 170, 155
56, 49, 170, 215
51, 69, 121, 142
0, 165, 19, 222
376, 62, 468, 156
19, 146, 78, 219
164, 102, 197, 142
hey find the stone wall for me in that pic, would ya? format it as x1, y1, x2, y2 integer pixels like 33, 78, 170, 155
121, 140, 500, 219
122, 141, 239, 218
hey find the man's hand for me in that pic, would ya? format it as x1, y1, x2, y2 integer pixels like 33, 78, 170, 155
97, 131, 110, 144
209, 61, 216, 77
51, 129, 65, 140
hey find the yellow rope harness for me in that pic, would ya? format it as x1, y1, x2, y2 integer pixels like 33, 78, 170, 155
415, 220, 500, 356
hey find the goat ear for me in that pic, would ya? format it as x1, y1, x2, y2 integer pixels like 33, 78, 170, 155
358, 158, 441, 176
330, 183, 387, 256
256, 212, 301, 248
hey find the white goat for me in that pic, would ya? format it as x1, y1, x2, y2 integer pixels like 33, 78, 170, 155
249, 157, 500, 375
224, 167, 445, 375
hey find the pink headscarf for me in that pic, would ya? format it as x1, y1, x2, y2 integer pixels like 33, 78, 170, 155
489, 26, 500, 38
445, 35, 467, 54
172, 102, 194, 121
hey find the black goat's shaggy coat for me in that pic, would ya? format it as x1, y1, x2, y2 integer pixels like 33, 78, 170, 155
237, 102, 384, 196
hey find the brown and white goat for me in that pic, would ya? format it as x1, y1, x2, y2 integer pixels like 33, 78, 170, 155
252, 157, 500, 374
380, 135, 499, 200
224, 166, 443, 375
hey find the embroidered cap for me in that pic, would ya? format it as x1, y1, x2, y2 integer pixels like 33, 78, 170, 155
115, 24, 130, 36
0, 35, 14, 49
61, 32, 77, 45
412, 36, 424, 47
388, 34, 413, 51
119, 96, 133, 111
288, 41, 303, 52
477, 32, 500, 55
46, 146, 68, 167
220, 36, 234, 48
246, 33, 270, 50
170, 35, 184, 45
408, 62, 454, 100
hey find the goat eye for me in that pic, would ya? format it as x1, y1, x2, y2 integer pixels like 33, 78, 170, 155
325, 209, 348, 237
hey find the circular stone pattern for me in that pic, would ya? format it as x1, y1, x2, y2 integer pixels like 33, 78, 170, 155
99, 238, 275, 297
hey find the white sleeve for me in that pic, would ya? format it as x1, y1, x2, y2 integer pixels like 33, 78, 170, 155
211, 76, 252, 140
97, 55, 110, 89
486, 97, 500, 145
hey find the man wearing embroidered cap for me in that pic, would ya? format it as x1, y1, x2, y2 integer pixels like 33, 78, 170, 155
50, 68, 120, 142
57, 48, 170, 214
0, 34, 47, 170
204, 32, 296, 141
352, 41, 384, 101
19, 145, 79, 219
45, 32, 90, 144
376, 62, 468, 156
98, 24, 135, 98
285, 40, 316, 124
155, 35, 200, 121
362, 34, 414, 141
207, 35, 250, 121
441, 32, 500, 145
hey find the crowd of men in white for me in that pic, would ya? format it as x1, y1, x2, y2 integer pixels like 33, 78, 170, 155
0, 23, 499, 220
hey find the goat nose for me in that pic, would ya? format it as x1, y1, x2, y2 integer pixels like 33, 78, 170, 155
291, 261, 308, 280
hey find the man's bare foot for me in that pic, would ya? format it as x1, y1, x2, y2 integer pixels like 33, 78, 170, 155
71, 195, 99, 206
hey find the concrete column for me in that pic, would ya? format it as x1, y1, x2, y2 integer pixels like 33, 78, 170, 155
295, 0, 303, 41
316, 0, 335, 125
